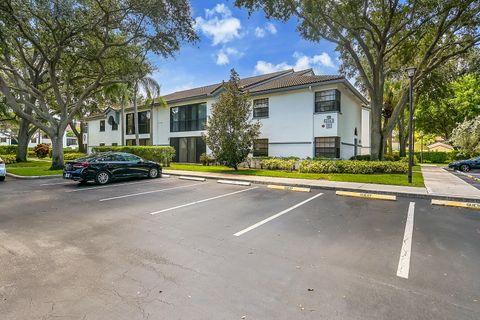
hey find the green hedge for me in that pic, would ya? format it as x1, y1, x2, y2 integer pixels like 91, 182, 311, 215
0, 145, 17, 155
64, 152, 88, 160
260, 158, 296, 171
298, 160, 408, 174
0, 154, 16, 164
91, 146, 175, 166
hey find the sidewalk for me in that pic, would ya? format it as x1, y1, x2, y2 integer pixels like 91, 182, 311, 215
164, 167, 480, 202
421, 165, 480, 199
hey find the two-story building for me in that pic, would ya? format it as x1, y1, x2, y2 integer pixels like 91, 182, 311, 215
85, 69, 370, 162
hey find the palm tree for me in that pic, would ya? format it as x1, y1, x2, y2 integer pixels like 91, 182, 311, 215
104, 83, 131, 146
132, 76, 162, 146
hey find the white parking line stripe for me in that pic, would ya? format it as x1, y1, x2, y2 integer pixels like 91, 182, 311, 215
40, 181, 72, 186
396, 202, 415, 279
65, 179, 158, 193
148, 187, 258, 215
99, 183, 203, 202
233, 193, 324, 237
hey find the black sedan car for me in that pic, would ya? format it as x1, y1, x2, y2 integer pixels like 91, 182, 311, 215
63, 152, 161, 185
448, 156, 480, 172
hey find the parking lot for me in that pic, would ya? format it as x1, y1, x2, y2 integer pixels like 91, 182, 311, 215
1, 176, 479, 319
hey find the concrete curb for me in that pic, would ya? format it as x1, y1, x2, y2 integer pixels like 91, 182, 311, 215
164, 170, 480, 203
457, 170, 480, 183
6, 172, 62, 180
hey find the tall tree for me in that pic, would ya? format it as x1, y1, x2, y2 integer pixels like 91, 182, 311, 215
0, 0, 196, 169
132, 76, 160, 146
236, 0, 480, 159
204, 69, 261, 170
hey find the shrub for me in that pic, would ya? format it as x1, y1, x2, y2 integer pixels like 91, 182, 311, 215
260, 158, 296, 171
33, 144, 49, 158
0, 154, 16, 164
48, 148, 81, 157
200, 153, 215, 166
399, 155, 418, 165
298, 160, 408, 174
64, 152, 88, 160
350, 155, 371, 161
92, 146, 176, 166
0, 145, 17, 155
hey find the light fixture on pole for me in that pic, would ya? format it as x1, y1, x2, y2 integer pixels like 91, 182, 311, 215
406, 67, 416, 184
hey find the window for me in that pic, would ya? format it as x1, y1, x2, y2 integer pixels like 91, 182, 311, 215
315, 90, 341, 113
315, 137, 340, 158
99, 143, 105, 146
66, 138, 77, 146
253, 98, 269, 118
99, 120, 105, 132
30, 137, 37, 143
126, 113, 134, 135
123, 154, 141, 162
126, 138, 150, 146
125, 111, 150, 134
170, 103, 207, 132
112, 143, 118, 146
0, 137, 7, 143
253, 139, 268, 157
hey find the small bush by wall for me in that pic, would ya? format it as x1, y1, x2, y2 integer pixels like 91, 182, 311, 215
92, 146, 176, 166
0, 145, 17, 155
0, 154, 16, 164
260, 158, 296, 171
298, 160, 408, 174
64, 152, 88, 160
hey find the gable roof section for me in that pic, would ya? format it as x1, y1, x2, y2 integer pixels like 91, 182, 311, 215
162, 69, 293, 104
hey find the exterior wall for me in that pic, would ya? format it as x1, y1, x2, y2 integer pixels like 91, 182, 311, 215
86, 83, 369, 160
337, 89, 363, 159
0, 132, 11, 145
360, 108, 371, 155
87, 110, 122, 152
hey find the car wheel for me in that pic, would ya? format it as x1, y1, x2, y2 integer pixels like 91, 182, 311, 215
148, 167, 159, 179
460, 164, 471, 172
0, 176, 5, 181
95, 171, 111, 185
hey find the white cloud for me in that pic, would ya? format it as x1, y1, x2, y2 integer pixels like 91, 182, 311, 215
265, 23, 277, 34
195, 4, 242, 46
254, 27, 266, 38
254, 52, 336, 74
215, 47, 243, 65
254, 22, 277, 38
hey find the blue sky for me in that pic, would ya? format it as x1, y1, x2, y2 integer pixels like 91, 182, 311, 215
151, 1, 339, 94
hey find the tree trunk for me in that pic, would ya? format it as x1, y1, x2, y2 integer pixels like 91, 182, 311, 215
50, 134, 65, 170
121, 102, 125, 146
133, 81, 139, 146
388, 134, 393, 155
70, 120, 87, 153
398, 113, 407, 157
370, 102, 384, 160
16, 117, 31, 162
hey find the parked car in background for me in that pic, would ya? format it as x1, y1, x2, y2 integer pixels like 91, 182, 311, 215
63, 152, 161, 185
0, 156, 5, 181
448, 157, 480, 172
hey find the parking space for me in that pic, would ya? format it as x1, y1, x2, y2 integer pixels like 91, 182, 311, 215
0, 176, 479, 319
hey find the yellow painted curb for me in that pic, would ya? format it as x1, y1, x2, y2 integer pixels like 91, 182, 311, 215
431, 199, 480, 210
336, 191, 396, 201
267, 185, 311, 192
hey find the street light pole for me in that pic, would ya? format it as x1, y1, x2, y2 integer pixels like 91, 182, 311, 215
406, 67, 416, 184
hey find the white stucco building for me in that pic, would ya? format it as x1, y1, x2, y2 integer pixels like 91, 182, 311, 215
86, 69, 370, 162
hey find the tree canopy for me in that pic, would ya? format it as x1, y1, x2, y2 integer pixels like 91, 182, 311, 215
236, 0, 480, 159
0, 0, 196, 168
204, 69, 261, 170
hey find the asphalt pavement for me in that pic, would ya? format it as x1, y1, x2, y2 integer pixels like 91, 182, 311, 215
0, 175, 479, 319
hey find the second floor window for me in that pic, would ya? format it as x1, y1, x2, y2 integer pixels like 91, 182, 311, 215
125, 111, 150, 135
315, 89, 341, 113
253, 98, 269, 118
170, 103, 207, 132
99, 120, 105, 132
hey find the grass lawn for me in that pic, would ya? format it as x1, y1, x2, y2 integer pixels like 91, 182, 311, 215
167, 163, 425, 187
7, 159, 63, 176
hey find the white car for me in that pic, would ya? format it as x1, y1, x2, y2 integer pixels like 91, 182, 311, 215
0, 157, 5, 181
